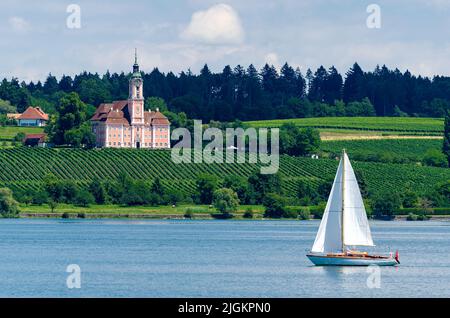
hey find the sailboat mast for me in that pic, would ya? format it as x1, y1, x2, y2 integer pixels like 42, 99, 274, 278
341, 149, 345, 253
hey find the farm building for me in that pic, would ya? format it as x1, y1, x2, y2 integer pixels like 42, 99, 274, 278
8, 107, 49, 127
23, 133, 48, 147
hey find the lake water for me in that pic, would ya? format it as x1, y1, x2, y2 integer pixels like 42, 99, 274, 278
0, 219, 449, 298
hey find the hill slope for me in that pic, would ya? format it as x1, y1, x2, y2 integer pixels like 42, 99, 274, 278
321, 139, 443, 163
0, 148, 448, 198
245, 117, 444, 134
0, 126, 44, 141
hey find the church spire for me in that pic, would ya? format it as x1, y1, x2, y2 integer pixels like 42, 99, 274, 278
132, 48, 140, 76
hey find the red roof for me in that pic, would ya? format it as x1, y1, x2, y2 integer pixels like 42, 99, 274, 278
18, 107, 49, 121
91, 100, 170, 126
144, 111, 170, 125
91, 101, 130, 126
23, 133, 47, 143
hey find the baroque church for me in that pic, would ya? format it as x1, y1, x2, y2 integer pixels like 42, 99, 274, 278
91, 51, 170, 149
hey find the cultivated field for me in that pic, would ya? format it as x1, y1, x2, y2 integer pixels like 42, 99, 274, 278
0, 148, 448, 199
321, 138, 443, 163
245, 117, 444, 135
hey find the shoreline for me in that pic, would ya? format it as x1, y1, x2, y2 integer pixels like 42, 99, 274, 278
17, 212, 450, 221
14, 203, 450, 221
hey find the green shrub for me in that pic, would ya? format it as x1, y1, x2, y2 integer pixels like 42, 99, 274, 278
417, 214, 430, 221
282, 209, 298, 219
32, 191, 48, 205
0, 187, 19, 218
263, 193, 287, 218
77, 212, 86, 219
395, 207, 450, 215
211, 213, 234, 219
184, 208, 194, 219
298, 207, 311, 220
407, 212, 430, 221
423, 149, 447, 168
48, 199, 58, 213
284, 206, 310, 219
310, 203, 326, 219
373, 193, 401, 219
243, 208, 254, 219
61, 212, 70, 219
13, 132, 26, 143
402, 191, 418, 208
73, 189, 95, 207
213, 188, 239, 217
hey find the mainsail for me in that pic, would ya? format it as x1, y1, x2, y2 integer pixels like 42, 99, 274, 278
311, 151, 374, 253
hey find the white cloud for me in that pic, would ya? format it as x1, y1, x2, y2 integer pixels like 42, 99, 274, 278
181, 3, 245, 45
264, 52, 280, 68
8, 16, 30, 32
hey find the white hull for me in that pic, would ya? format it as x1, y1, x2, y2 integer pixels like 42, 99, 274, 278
307, 254, 399, 266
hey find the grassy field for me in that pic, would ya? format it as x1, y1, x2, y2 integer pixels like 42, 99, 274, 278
245, 117, 444, 134
1, 148, 448, 199
321, 138, 443, 163
0, 126, 44, 141
18, 203, 450, 219
19, 203, 266, 218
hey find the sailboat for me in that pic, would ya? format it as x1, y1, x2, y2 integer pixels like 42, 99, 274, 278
307, 150, 400, 266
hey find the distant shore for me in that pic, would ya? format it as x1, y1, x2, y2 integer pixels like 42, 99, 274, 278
15, 203, 450, 221
17, 213, 450, 221
17, 204, 265, 220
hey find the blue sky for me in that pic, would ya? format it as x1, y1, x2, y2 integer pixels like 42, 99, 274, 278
1, 0, 450, 82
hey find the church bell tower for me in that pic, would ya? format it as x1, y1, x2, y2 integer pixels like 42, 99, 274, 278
128, 49, 144, 125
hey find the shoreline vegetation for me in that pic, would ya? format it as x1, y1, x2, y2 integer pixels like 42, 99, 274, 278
1, 116, 449, 221
16, 204, 450, 221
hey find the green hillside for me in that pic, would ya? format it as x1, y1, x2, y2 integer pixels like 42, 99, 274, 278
245, 117, 444, 134
321, 138, 443, 163
0, 126, 44, 140
0, 148, 448, 198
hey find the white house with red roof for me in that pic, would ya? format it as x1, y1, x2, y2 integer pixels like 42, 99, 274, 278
90, 52, 170, 149
8, 106, 49, 126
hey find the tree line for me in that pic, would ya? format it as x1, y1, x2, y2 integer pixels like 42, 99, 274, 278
1, 62, 450, 123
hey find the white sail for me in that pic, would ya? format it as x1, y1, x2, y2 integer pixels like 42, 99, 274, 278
311, 158, 343, 253
342, 153, 374, 247
311, 151, 374, 253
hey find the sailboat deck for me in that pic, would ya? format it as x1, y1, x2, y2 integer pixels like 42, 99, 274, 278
324, 252, 390, 260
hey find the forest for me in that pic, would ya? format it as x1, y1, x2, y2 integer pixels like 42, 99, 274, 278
1, 62, 450, 123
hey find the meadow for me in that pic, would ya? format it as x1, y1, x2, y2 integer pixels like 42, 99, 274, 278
0, 126, 44, 141
18, 203, 266, 218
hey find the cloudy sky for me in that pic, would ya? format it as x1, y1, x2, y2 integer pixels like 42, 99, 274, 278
1, 0, 450, 82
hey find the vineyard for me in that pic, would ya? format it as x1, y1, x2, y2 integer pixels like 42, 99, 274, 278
0, 148, 448, 198
321, 138, 443, 162
244, 117, 444, 134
